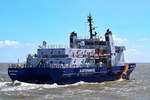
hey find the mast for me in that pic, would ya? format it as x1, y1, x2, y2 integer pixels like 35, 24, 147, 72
87, 13, 93, 39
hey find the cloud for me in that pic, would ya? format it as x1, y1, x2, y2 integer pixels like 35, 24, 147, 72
138, 37, 149, 41
0, 40, 20, 48
113, 35, 128, 42
125, 48, 141, 55
0, 40, 36, 48
126, 48, 137, 53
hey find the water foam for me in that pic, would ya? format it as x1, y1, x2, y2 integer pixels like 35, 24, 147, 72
0, 81, 121, 92
0, 81, 56, 92
0, 81, 89, 92
116, 78, 124, 82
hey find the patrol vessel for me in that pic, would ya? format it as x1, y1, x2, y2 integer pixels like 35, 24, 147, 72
8, 14, 136, 85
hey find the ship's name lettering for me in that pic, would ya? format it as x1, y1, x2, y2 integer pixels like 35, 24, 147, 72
79, 69, 95, 73
9, 70, 18, 73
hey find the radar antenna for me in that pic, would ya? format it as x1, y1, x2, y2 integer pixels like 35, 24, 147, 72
87, 13, 96, 39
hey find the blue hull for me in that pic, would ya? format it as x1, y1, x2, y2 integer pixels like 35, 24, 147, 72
8, 64, 136, 85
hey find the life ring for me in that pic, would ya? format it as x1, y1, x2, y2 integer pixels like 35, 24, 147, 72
119, 65, 129, 79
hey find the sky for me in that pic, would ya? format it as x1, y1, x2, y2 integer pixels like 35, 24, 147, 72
0, 0, 150, 63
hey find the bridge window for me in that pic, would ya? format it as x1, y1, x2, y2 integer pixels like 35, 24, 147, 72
58, 51, 61, 54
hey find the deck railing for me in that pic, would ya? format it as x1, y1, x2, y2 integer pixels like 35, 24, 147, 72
9, 63, 101, 69
39, 45, 69, 49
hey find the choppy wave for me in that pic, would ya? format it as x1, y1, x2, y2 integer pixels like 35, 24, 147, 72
0, 79, 148, 93
0, 79, 127, 92
0, 81, 58, 92
0, 80, 118, 92
0, 81, 94, 92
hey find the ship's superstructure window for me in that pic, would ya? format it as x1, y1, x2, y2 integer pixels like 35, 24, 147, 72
58, 51, 61, 54
73, 60, 76, 63
85, 41, 106, 45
